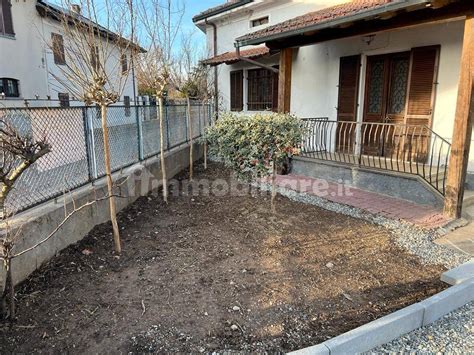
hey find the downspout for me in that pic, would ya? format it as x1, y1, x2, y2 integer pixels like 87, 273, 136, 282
205, 19, 219, 118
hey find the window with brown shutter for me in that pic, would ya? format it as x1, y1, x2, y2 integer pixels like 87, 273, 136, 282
230, 70, 243, 112
91, 46, 100, 71
52, 33, 66, 65
121, 54, 128, 74
0, 78, 19, 97
405, 46, 440, 126
247, 67, 278, 112
336, 55, 361, 152
337, 55, 361, 122
58, 93, 70, 107
0, 0, 14, 36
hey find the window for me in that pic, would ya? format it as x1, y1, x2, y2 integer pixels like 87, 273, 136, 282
58, 93, 70, 107
0, 78, 19, 97
91, 46, 100, 71
124, 95, 131, 117
247, 68, 278, 111
230, 70, 243, 111
0, 0, 14, 36
251, 16, 269, 28
52, 33, 66, 65
121, 54, 128, 74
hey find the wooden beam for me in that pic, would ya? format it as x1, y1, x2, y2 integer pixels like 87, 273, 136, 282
444, 16, 474, 218
278, 48, 293, 113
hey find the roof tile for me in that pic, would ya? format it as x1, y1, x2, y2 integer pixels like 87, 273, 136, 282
236, 0, 395, 43
202, 46, 270, 66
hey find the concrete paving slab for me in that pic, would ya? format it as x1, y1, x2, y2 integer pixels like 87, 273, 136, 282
441, 259, 474, 285
436, 223, 474, 256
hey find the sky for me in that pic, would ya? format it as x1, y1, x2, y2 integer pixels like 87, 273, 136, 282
181, 0, 223, 56
51, 0, 224, 57
182, 0, 223, 33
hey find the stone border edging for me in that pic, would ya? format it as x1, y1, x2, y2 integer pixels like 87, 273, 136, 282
289, 278, 474, 355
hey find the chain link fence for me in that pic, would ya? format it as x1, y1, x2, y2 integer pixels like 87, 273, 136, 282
1, 102, 212, 214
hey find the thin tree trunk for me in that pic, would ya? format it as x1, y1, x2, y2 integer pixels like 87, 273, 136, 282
0, 195, 6, 220
187, 96, 193, 181
271, 160, 277, 213
1, 257, 14, 319
158, 96, 168, 203
100, 104, 121, 254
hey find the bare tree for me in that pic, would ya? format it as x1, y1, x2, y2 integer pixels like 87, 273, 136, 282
44, 0, 139, 253
173, 33, 210, 179
0, 117, 51, 318
0, 119, 51, 220
136, 0, 184, 201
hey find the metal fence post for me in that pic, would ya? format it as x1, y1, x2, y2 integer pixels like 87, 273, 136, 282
198, 102, 202, 137
85, 107, 99, 180
165, 104, 170, 150
136, 105, 144, 160
81, 107, 93, 182
185, 104, 189, 143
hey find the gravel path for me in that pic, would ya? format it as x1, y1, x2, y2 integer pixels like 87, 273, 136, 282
372, 302, 474, 353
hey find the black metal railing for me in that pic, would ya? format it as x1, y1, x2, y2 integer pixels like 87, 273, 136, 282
301, 119, 451, 196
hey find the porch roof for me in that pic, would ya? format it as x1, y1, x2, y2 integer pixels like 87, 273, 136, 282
235, 0, 470, 49
201, 46, 271, 66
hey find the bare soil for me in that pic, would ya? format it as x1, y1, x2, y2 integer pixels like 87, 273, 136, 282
0, 163, 446, 353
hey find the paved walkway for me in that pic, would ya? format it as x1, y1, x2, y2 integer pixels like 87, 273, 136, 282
436, 223, 474, 256
274, 174, 449, 229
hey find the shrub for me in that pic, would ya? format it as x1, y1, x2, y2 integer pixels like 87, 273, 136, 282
203, 112, 305, 210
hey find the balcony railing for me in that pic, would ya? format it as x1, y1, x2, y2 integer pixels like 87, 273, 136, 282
301, 118, 451, 196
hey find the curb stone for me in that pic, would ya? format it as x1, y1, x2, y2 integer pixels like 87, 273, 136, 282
288, 278, 474, 354
420, 278, 474, 326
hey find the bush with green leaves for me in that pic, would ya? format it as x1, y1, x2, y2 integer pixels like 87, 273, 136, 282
203, 112, 305, 210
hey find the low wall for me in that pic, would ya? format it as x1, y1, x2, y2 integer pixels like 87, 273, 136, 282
291, 157, 444, 208
1, 143, 203, 291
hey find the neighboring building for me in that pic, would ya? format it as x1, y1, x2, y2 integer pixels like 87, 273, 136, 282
0, 0, 141, 107
194, 0, 474, 219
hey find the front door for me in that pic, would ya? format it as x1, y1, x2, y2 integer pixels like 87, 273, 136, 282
363, 52, 410, 157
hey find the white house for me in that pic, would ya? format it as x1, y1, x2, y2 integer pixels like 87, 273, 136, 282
194, 0, 474, 219
0, 0, 141, 108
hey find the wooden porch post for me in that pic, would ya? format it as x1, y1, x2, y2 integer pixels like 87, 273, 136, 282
444, 16, 474, 218
278, 47, 293, 113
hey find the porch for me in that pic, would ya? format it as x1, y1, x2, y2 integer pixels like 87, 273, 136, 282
233, 0, 474, 219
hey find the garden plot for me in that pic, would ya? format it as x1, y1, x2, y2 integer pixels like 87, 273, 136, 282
0, 163, 446, 353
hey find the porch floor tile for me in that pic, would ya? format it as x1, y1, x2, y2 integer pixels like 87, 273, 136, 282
274, 174, 449, 230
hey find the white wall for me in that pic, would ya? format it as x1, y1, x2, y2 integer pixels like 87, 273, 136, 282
0, 0, 137, 108
291, 20, 472, 169
200, 4, 472, 172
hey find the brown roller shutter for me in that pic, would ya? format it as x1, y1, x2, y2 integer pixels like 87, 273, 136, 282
337, 55, 360, 153
405, 46, 440, 126
230, 70, 243, 111
337, 55, 361, 122
1, 0, 14, 36
404, 46, 440, 162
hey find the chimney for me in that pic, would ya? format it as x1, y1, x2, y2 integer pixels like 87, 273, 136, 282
69, 4, 81, 14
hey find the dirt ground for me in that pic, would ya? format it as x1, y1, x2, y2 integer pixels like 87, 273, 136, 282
0, 163, 446, 353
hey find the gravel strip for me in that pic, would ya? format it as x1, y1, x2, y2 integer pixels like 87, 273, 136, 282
370, 301, 474, 353
256, 183, 471, 269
